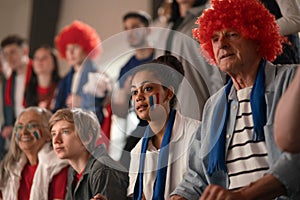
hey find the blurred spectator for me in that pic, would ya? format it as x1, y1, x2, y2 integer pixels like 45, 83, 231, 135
260, 0, 300, 64
1, 35, 33, 140
0, 107, 68, 200
113, 11, 154, 118
54, 20, 112, 132
0, 54, 5, 161
112, 11, 154, 168
25, 44, 60, 110
152, 0, 172, 28
165, 0, 224, 120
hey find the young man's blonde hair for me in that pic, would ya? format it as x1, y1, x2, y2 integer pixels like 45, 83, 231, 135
49, 108, 100, 152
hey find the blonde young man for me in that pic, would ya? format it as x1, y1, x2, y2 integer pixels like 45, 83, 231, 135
50, 108, 128, 200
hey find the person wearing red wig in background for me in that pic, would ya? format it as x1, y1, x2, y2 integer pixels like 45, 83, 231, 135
54, 21, 112, 129
170, 0, 300, 199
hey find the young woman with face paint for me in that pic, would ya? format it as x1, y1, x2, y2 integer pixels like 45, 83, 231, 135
127, 55, 200, 200
0, 107, 68, 200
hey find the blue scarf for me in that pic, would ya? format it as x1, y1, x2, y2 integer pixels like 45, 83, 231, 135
207, 59, 267, 176
133, 109, 176, 200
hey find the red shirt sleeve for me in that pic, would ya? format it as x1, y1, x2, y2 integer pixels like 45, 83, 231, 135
48, 166, 69, 199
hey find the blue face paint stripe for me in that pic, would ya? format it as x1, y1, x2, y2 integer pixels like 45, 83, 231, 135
33, 131, 40, 140
149, 95, 154, 107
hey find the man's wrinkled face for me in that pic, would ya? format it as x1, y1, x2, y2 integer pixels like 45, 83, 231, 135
212, 29, 259, 75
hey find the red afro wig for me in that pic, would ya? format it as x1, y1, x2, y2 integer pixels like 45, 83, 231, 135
192, 0, 283, 65
55, 20, 102, 59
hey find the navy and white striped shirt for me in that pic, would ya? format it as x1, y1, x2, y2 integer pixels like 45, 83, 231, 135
226, 87, 269, 190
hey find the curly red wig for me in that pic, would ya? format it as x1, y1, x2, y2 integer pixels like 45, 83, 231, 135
55, 20, 102, 59
192, 0, 283, 65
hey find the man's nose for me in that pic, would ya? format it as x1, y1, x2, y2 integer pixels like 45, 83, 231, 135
217, 35, 230, 49
52, 133, 62, 144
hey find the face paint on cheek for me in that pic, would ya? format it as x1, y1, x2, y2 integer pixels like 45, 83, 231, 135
149, 95, 154, 108
134, 29, 142, 38
16, 132, 21, 142
156, 93, 160, 105
149, 93, 160, 109
33, 130, 40, 140
131, 99, 135, 111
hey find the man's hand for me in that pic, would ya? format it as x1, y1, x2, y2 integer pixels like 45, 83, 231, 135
170, 195, 188, 200
200, 185, 244, 200
1, 126, 13, 139
200, 174, 286, 200
66, 94, 81, 108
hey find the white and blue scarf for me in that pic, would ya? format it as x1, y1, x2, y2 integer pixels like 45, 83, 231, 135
207, 59, 267, 176
133, 109, 176, 200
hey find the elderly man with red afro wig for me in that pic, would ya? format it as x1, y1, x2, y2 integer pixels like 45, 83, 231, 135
54, 21, 111, 127
170, 0, 300, 199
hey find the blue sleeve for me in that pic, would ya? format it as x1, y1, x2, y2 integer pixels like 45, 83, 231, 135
53, 78, 68, 112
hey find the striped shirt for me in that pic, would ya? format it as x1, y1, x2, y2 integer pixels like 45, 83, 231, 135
226, 87, 269, 190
